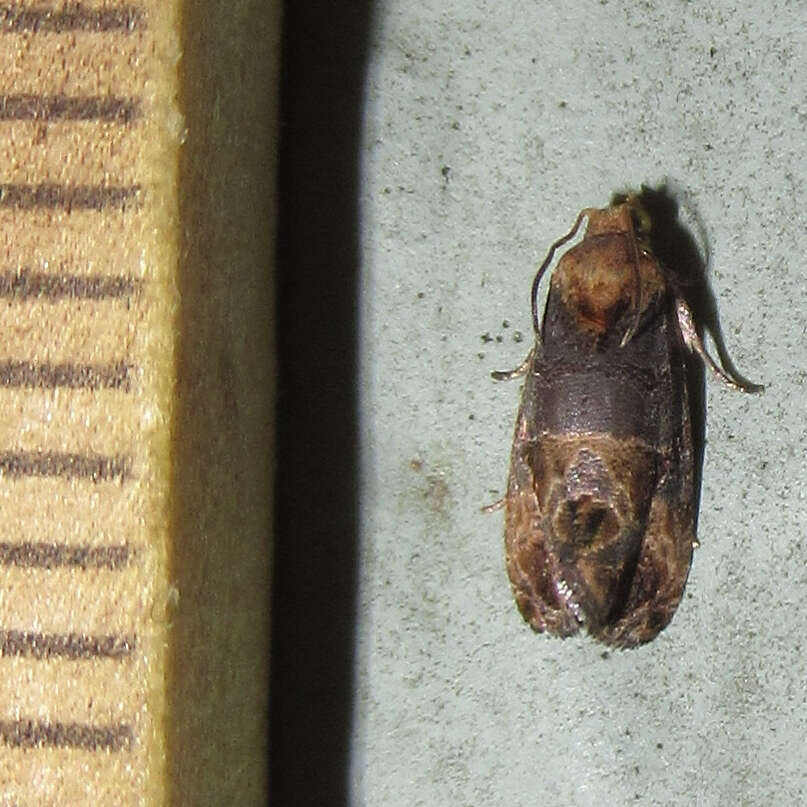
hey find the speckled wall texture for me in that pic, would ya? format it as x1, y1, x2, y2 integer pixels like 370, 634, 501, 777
355, 2, 800, 805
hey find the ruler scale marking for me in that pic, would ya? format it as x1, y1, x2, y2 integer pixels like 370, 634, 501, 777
0, 94, 140, 123
0, 183, 141, 211
0, 630, 136, 659
0, 270, 140, 301
0, 360, 133, 390
0, 720, 133, 751
0, 451, 132, 481
0, 541, 131, 569
0, 5, 145, 34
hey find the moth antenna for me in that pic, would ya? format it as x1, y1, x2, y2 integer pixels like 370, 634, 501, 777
619, 209, 643, 347
531, 209, 591, 338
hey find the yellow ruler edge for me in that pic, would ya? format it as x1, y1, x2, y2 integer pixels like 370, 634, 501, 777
167, 0, 278, 803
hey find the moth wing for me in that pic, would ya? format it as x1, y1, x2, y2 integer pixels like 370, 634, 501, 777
596, 316, 696, 648
503, 390, 581, 638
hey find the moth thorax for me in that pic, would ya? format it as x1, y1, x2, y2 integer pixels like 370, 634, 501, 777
553, 236, 636, 335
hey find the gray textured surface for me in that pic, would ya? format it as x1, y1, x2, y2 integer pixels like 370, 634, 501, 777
354, 2, 802, 804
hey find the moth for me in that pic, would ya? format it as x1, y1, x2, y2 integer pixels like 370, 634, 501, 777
493, 194, 760, 647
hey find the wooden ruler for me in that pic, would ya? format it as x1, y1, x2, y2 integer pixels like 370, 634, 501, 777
0, 2, 276, 801
0, 3, 174, 802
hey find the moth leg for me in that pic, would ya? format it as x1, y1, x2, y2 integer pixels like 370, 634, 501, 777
481, 496, 507, 514
491, 349, 533, 381
675, 298, 763, 393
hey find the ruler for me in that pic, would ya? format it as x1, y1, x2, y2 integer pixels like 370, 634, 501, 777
0, 1, 277, 801
0, 3, 172, 802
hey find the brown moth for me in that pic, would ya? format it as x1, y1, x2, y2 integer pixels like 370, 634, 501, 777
493, 194, 760, 647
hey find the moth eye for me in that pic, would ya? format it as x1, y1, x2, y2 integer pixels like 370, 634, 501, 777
629, 205, 652, 238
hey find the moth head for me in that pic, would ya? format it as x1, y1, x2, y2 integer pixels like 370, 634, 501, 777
610, 191, 653, 243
